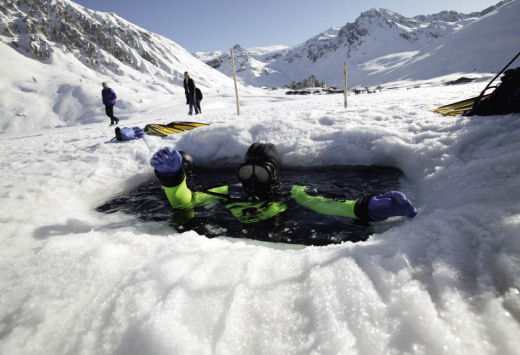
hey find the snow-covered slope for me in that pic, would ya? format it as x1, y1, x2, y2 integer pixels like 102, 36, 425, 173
195, 0, 520, 88
361, 0, 520, 83
0, 0, 242, 133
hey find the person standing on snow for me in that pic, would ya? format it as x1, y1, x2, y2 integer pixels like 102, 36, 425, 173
150, 143, 417, 230
195, 87, 203, 114
101, 82, 119, 126
183, 72, 200, 115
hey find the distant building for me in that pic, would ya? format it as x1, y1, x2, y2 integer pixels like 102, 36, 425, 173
286, 75, 326, 89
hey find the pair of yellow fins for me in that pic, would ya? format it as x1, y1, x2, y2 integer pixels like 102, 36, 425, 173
431, 95, 490, 116
144, 121, 209, 137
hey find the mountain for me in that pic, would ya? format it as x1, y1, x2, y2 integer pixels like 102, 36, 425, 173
194, 0, 520, 88
364, 0, 520, 84
0, 0, 234, 88
0, 0, 236, 132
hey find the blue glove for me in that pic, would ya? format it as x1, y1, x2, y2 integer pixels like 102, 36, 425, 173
367, 191, 417, 221
150, 147, 182, 176
132, 127, 145, 138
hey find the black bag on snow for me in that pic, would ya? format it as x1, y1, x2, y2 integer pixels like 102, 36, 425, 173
195, 87, 203, 101
465, 67, 520, 116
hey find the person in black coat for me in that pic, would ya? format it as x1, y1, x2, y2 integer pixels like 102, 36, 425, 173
183, 72, 200, 115
195, 87, 203, 114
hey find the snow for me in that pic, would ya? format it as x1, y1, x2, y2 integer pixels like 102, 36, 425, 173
2, 33, 520, 354
245, 45, 290, 56
1, 0, 520, 353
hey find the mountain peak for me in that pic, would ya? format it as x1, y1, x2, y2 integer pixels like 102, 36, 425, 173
360, 8, 399, 18
356, 8, 405, 27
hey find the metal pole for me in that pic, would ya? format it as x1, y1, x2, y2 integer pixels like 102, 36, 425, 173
344, 61, 348, 108
230, 48, 240, 115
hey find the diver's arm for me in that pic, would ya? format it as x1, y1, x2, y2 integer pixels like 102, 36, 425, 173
162, 176, 193, 209
151, 147, 194, 209
151, 147, 229, 210
291, 186, 417, 222
290, 185, 358, 219
151, 150, 228, 208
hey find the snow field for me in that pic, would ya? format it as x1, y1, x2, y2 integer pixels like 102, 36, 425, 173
2, 1, 520, 352
1, 78, 520, 354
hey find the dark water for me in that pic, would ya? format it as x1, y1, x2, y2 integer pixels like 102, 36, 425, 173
97, 166, 406, 245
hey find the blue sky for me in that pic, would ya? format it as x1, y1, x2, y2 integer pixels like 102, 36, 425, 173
73, 0, 501, 53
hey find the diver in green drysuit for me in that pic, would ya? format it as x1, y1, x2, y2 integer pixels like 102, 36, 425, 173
150, 143, 417, 226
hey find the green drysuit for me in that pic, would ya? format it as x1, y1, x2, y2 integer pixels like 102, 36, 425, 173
162, 177, 361, 224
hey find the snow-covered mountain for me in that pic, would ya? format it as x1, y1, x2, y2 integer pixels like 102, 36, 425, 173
0, 0, 238, 132
194, 0, 520, 88
199, 44, 286, 87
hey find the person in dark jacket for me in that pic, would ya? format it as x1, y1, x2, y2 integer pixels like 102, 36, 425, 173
150, 143, 417, 230
183, 72, 200, 115
195, 87, 203, 114
101, 82, 119, 126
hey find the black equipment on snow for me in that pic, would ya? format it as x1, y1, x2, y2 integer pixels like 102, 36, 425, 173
464, 51, 520, 116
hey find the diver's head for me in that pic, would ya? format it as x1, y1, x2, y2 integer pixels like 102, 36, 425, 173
236, 143, 281, 200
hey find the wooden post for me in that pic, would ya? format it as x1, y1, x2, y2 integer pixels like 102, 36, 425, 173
230, 48, 240, 115
343, 61, 348, 108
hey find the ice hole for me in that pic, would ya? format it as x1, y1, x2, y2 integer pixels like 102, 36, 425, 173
97, 166, 411, 245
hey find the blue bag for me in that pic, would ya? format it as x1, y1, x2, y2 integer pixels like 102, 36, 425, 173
115, 127, 146, 141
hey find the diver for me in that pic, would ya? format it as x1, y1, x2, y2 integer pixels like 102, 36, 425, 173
150, 143, 417, 233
